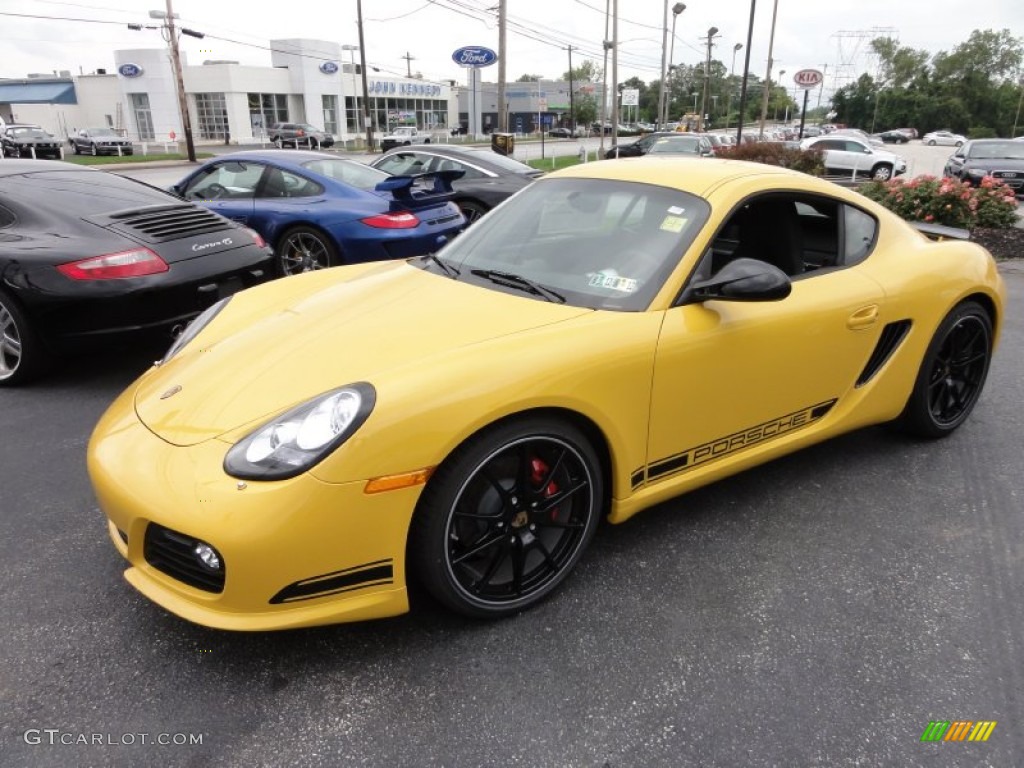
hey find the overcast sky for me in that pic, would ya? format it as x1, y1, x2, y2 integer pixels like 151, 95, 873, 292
2, 0, 1021, 97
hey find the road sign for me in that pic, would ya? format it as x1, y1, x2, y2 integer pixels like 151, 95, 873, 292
538, 98, 548, 112
793, 69, 824, 89
621, 88, 640, 107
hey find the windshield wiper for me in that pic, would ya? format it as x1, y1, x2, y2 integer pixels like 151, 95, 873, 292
420, 253, 461, 278
469, 269, 566, 303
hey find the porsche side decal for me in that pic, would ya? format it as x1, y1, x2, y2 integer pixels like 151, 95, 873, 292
642, 399, 838, 485
269, 559, 394, 604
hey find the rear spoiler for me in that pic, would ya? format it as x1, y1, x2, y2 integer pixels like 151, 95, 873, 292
911, 221, 971, 241
374, 169, 465, 206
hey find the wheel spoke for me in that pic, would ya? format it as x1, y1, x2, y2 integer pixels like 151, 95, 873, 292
472, 546, 509, 592
535, 447, 567, 493
479, 468, 513, 503
451, 530, 506, 565
532, 538, 561, 575
535, 479, 590, 514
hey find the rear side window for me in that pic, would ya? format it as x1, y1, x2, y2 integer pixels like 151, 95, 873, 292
843, 206, 877, 266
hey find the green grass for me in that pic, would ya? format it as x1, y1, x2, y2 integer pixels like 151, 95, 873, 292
527, 152, 602, 171
63, 152, 214, 165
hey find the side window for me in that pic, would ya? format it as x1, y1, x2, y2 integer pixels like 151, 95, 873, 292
842, 205, 877, 266
375, 153, 429, 175
259, 168, 323, 199
182, 162, 265, 200
845, 140, 867, 153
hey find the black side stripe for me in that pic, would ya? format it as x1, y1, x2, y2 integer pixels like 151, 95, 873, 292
270, 559, 394, 604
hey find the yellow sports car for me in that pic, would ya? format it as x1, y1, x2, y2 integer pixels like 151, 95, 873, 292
88, 157, 1006, 630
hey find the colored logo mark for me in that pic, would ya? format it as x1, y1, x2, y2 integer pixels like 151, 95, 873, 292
920, 721, 997, 742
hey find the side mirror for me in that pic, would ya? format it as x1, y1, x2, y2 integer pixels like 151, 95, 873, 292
683, 258, 792, 303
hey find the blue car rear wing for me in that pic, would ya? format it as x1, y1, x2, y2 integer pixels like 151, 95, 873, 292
374, 169, 464, 209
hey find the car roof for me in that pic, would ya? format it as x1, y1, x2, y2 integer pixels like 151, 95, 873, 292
0, 159, 96, 179
199, 150, 363, 169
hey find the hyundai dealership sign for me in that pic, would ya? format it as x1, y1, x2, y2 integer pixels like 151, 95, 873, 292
452, 46, 497, 68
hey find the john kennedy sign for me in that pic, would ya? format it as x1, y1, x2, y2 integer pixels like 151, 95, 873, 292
452, 46, 497, 68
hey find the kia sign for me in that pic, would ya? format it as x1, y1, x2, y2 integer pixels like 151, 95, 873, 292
793, 69, 824, 89
118, 63, 143, 78
452, 46, 498, 68
319, 61, 339, 75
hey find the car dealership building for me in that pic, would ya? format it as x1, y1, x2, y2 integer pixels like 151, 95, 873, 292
0, 38, 457, 145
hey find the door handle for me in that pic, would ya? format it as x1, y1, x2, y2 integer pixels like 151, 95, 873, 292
847, 305, 879, 330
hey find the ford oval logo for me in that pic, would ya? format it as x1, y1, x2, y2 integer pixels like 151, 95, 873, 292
118, 63, 143, 78
452, 46, 498, 68
319, 61, 339, 74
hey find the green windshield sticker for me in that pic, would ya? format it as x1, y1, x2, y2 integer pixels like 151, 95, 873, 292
660, 215, 687, 233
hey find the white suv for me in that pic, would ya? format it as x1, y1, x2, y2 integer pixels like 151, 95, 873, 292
800, 135, 907, 180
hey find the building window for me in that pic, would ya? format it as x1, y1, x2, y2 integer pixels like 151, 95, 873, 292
194, 93, 228, 140
247, 93, 288, 136
322, 94, 338, 135
129, 93, 154, 140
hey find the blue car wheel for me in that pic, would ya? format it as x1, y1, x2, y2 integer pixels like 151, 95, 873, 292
277, 226, 338, 275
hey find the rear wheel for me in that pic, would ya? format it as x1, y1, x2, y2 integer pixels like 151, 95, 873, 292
927, 139, 936, 146
409, 417, 604, 618
72, 142, 80, 155
276, 226, 339, 275
457, 200, 488, 225
0, 289, 48, 386
90, 143, 97, 156
897, 301, 993, 438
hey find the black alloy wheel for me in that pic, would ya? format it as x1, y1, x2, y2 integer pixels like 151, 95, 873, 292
277, 226, 339, 275
457, 200, 488, 225
898, 301, 993, 438
410, 417, 604, 618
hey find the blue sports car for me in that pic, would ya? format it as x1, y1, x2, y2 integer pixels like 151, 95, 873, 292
173, 151, 465, 275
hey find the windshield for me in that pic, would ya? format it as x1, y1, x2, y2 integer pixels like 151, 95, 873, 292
11, 128, 51, 139
648, 137, 703, 154
428, 177, 710, 311
969, 141, 1024, 160
89, 128, 118, 136
300, 158, 388, 190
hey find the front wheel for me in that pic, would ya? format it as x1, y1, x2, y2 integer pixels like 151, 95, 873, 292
897, 301, 993, 438
871, 163, 894, 181
409, 417, 604, 618
927, 139, 936, 146
276, 225, 338, 275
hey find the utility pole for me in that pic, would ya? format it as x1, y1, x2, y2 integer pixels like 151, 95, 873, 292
725, 42, 742, 129
567, 45, 574, 132
662, 3, 686, 126
163, 0, 195, 161
497, 0, 507, 132
757, 0, 780, 137
356, 0, 374, 150
611, 0, 619, 146
401, 52, 416, 78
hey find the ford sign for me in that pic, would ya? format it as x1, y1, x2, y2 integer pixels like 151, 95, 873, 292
118, 63, 143, 78
452, 46, 498, 68
319, 61, 339, 75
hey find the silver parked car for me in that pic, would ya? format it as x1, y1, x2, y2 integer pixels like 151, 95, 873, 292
69, 127, 134, 155
800, 135, 907, 180
922, 130, 967, 147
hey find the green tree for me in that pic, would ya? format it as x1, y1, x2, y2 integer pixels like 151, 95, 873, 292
563, 60, 602, 83
516, 73, 542, 82
574, 93, 597, 127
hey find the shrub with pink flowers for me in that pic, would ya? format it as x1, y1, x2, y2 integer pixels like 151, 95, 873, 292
860, 174, 1019, 230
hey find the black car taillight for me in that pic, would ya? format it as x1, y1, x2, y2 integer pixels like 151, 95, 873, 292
57, 248, 169, 280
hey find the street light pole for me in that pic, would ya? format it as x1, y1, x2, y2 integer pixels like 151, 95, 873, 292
699, 26, 718, 132
725, 42, 742, 130
657, 0, 669, 131
599, 0, 611, 154
661, 3, 686, 126
735, 0, 757, 145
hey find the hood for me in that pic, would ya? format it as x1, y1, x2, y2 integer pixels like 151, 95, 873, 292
134, 261, 591, 446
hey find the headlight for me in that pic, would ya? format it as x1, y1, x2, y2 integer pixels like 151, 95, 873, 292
224, 383, 376, 480
966, 168, 987, 177
159, 296, 231, 364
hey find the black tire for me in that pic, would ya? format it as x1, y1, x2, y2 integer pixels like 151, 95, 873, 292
456, 200, 489, 225
408, 416, 604, 618
276, 225, 339, 275
897, 301, 993, 438
955, 140, 964, 148
72, 142, 80, 155
871, 163, 894, 181
90, 143, 97, 156
424, 139, 431, 145
0, 289, 49, 386
927, 139, 936, 146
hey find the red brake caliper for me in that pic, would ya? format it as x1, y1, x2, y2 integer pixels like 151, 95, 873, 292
530, 458, 559, 520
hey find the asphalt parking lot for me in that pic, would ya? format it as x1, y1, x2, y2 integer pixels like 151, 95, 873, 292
1, 231, 1022, 768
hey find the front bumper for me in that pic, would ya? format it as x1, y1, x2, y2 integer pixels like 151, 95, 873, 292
88, 390, 419, 630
